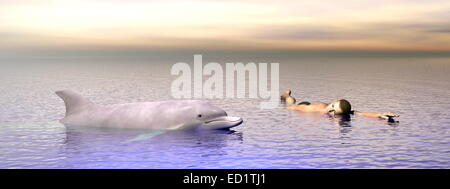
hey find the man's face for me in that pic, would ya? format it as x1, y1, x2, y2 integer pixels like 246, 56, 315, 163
328, 101, 344, 114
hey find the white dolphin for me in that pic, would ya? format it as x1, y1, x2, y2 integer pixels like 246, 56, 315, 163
55, 90, 243, 130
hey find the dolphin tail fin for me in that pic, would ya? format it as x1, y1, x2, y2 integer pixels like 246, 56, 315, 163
55, 90, 94, 116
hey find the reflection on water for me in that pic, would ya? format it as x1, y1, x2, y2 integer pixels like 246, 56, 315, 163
331, 115, 352, 135
60, 126, 243, 169
1, 55, 450, 168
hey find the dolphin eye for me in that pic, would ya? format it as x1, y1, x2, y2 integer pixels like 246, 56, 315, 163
197, 114, 202, 118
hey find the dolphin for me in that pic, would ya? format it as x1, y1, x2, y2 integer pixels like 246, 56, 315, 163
55, 90, 243, 130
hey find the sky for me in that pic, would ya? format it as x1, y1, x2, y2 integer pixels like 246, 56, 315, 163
1, 0, 450, 52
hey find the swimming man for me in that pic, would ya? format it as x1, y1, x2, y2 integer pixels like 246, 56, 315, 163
280, 90, 399, 121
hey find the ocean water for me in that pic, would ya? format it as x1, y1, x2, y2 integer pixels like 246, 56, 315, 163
1, 53, 450, 168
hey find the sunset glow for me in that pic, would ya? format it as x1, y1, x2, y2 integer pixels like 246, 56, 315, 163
1, 0, 450, 51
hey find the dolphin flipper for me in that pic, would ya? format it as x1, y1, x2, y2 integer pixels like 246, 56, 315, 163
127, 130, 167, 142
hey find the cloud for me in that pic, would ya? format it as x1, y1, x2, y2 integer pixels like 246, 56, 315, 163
252, 25, 371, 41
428, 29, 450, 33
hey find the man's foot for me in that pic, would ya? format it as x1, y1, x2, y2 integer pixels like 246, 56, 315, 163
280, 89, 292, 100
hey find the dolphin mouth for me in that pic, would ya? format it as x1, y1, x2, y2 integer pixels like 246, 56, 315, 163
202, 116, 243, 130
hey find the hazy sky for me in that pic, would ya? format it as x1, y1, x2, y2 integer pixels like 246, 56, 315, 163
1, 0, 450, 51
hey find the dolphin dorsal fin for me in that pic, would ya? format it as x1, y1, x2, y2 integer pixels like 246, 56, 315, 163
55, 90, 94, 116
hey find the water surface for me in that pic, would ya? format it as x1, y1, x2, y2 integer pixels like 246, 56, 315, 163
1, 54, 450, 168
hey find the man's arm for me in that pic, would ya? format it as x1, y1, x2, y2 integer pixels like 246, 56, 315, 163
353, 111, 399, 120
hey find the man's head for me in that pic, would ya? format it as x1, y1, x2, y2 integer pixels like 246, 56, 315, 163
328, 99, 352, 115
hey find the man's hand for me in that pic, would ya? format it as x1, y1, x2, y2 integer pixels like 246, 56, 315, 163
378, 112, 400, 120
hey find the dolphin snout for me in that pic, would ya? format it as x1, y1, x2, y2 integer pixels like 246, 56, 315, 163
202, 116, 243, 130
